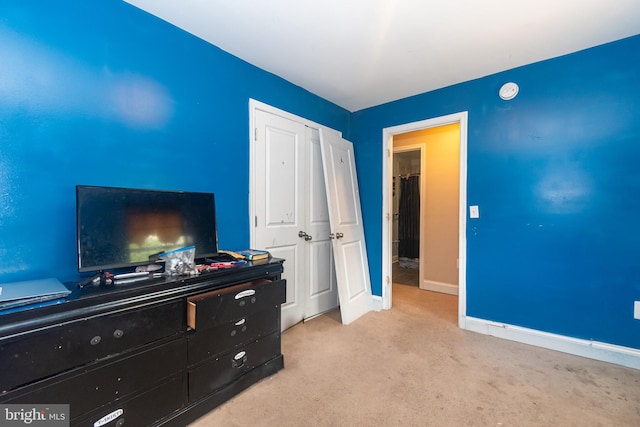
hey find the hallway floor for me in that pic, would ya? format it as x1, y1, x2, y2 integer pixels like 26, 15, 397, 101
392, 262, 419, 287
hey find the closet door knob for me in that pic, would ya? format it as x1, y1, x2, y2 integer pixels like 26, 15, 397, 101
335, 232, 344, 239
298, 230, 312, 241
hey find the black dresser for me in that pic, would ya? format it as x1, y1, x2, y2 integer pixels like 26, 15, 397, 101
0, 259, 285, 426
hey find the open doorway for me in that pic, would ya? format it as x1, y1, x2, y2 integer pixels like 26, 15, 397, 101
393, 125, 460, 295
392, 148, 422, 288
382, 112, 468, 329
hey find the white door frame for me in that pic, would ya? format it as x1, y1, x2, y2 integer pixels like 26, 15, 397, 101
381, 111, 468, 328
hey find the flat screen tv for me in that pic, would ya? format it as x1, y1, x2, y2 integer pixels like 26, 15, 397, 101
76, 185, 218, 273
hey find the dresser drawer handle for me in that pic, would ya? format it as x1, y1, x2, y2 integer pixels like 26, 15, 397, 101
232, 351, 248, 369
90, 336, 102, 346
234, 318, 246, 326
234, 289, 256, 300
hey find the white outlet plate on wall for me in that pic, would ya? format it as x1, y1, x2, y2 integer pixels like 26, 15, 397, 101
469, 205, 479, 218
635, 301, 640, 320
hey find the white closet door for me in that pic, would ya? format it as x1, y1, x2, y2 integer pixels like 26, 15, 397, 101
304, 127, 338, 320
319, 129, 372, 325
253, 108, 338, 331
254, 110, 306, 330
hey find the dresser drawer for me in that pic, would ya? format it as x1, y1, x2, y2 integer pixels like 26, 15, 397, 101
73, 372, 186, 427
188, 332, 281, 402
187, 308, 279, 365
0, 299, 185, 392
2, 337, 186, 420
187, 279, 285, 330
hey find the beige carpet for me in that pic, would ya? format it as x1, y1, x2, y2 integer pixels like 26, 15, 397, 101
190, 284, 640, 426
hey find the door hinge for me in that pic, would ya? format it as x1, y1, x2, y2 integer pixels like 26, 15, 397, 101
255, 216, 258, 227
254, 127, 258, 141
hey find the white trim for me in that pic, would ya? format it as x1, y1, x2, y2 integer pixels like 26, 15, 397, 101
370, 295, 383, 312
464, 316, 640, 370
381, 112, 468, 328
421, 280, 459, 296
249, 99, 342, 139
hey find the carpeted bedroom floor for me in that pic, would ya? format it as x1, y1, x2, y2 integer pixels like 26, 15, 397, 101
190, 283, 640, 426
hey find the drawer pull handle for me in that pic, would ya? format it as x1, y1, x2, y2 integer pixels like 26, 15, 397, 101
90, 336, 101, 346
235, 289, 256, 300
113, 329, 124, 339
232, 351, 248, 369
235, 318, 246, 326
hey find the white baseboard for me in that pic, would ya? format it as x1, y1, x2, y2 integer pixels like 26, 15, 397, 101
463, 316, 640, 370
371, 294, 383, 312
421, 280, 458, 296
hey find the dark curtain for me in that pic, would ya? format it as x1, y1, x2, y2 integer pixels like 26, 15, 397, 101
398, 175, 420, 261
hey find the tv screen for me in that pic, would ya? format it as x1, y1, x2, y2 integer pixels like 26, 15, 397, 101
76, 185, 218, 272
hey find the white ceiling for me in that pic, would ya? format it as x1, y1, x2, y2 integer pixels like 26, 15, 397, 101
124, 0, 640, 112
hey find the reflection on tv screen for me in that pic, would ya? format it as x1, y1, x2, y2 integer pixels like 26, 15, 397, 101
127, 209, 187, 262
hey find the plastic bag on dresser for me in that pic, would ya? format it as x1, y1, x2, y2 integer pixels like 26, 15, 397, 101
159, 246, 197, 276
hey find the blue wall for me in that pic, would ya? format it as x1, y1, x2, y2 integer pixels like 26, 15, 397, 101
351, 35, 640, 349
2, 1, 639, 351
0, 0, 350, 283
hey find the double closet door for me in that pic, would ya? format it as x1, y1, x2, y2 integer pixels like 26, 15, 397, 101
252, 109, 339, 331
